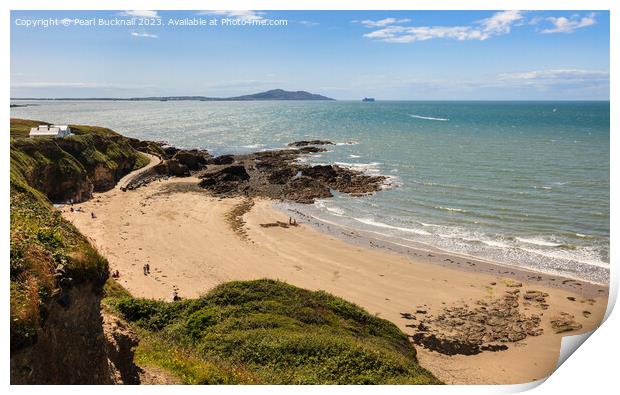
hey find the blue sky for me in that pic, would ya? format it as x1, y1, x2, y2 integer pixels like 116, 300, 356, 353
10, 10, 610, 100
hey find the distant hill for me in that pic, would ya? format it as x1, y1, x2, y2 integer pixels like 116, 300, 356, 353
11, 89, 335, 102
226, 89, 334, 101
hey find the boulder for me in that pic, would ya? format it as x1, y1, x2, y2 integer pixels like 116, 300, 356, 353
208, 155, 235, 165
166, 159, 190, 177
173, 149, 210, 170
550, 313, 583, 334
162, 146, 179, 158
199, 165, 250, 194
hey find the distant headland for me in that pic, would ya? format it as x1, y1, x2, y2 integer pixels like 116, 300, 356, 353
10, 89, 335, 102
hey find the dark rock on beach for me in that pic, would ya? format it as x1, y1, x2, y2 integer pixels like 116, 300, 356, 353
207, 154, 236, 165
124, 138, 387, 204
288, 140, 334, 147
409, 290, 543, 356
198, 165, 250, 194
550, 313, 583, 334
197, 145, 387, 203
172, 149, 211, 170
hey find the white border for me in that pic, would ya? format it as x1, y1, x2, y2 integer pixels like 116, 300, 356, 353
2, 1, 617, 394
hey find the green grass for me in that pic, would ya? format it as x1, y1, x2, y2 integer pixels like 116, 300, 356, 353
133, 151, 151, 170
10, 118, 50, 138
106, 279, 441, 385
10, 177, 109, 350
102, 278, 132, 300
9, 118, 148, 350
10, 119, 151, 202
69, 124, 121, 137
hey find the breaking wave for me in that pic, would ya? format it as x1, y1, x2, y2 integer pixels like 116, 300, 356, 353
410, 114, 449, 121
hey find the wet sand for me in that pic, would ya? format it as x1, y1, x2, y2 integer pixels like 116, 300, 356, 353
62, 174, 608, 385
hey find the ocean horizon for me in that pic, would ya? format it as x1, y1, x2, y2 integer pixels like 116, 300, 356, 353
11, 99, 610, 284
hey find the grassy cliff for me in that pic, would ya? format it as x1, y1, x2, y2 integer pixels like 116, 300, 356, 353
105, 279, 440, 384
9, 119, 149, 350
10, 174, 109, 350
10, 119, 150, 202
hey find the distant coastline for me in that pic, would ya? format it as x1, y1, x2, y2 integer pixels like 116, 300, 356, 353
10, 88, 335, 102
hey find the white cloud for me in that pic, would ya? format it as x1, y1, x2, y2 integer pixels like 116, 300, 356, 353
477, 10, 524, 36
131, 32, 158, 39
498, 69, 609, 82
198, 10, 264, 21
299, 20, 319, 27
119, 10, 160, 18
363, 11, 524, 43
11, 81, 151, 89
541, 13, 596, 34
353, 18, 411, 28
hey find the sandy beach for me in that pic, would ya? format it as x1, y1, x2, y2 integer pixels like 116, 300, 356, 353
62, 169, 608, 385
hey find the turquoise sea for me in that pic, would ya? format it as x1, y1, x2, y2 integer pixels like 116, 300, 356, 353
11, 100, 610, 283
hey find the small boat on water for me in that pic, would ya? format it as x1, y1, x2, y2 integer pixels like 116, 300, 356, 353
362, 97, 375, 102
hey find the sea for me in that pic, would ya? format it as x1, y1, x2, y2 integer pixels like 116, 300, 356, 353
11, 100, 610, 284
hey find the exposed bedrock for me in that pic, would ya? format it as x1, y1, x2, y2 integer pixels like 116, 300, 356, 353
197, 145, 387, 203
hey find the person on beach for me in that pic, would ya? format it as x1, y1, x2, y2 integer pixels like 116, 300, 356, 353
142, 264, 147, 276
91, 212, 96, 219
145, 263, 150, 274
170, 290, 180, 302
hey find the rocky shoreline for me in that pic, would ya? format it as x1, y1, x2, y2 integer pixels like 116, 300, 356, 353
125, 140, 388, 204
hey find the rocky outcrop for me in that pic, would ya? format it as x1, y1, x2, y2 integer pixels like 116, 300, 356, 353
103, 312, 141, 384
197, 145, 387, 203
120, 139, 384, 204
550, 313, 583, 334
407, 289, 544, 356
207, 154, 235, 165
198, 165, 250, 194
11, 285, 115, 384
11, 285, 144, 384
288, 140, 334, 147
172, 149, 211, 170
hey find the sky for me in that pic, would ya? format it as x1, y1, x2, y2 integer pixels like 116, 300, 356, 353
10, 10, 610, 100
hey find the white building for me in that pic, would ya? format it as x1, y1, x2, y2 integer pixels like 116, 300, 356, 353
29, 125, 73, 138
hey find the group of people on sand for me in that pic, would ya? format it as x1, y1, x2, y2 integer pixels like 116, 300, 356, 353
142, 263, 151, 275
67, 207, 96, 220
111, 269, 121, 278
288, 217, 297, 226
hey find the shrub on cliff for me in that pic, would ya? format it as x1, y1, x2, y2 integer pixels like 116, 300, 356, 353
107, 279, 440, 384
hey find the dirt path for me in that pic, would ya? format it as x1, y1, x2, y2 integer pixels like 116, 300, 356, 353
117, 153, 162, 190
